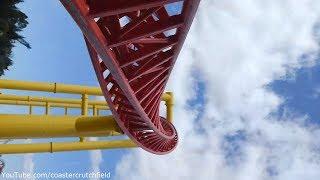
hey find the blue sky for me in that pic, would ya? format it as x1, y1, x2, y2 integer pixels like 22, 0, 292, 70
2, 1, 320, 180
114, 1, 320, 179
1, 1, 128, 179
1, 1, 185, 179
272, 64, 320, 124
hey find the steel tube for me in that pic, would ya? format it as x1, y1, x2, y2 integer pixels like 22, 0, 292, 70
0, 140, 136, 154
0, 79, 171, 103
0, 114, 123, 139
0, 79, 103, 95
0, 100, 108, 110
164, 92, 174, 122
0, 94, 107, 106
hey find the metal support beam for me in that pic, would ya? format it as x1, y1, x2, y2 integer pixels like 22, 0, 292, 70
0, 79, 103, 95
0, 140, 136, 154
0, 79, 171, 105
29, 105, 32, 115
81, 94, 88, 116
164, 92, 174, 123
109, 15, 183, 48
93, 105, 97, 116
64, 107, 68, 115
0, 79, 175, 154
0, 114, 123, 139
45, 102, 50, 115
88, 0, 184, 18
0, 94, 108, 106
0, 100, 107, 110
80, 94, 88, 141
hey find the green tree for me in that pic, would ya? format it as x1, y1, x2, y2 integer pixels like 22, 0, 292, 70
0, 0, 30, 76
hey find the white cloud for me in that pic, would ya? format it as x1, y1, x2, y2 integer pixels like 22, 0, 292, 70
87, 137, 103, 180
23, 139, 35, 180
87, 97, 106, 180
115, 1, 320, 180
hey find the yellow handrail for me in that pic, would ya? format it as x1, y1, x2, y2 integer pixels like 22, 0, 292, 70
0, 79, 174, 154
0, 140, 136, 154
0, 79, 103, 95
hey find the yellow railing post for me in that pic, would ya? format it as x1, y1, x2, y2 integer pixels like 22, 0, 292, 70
80, 94, 88, 142
64, 107, 68, 115
164, 92, 174, 123
93, 105, 97, 116
0, 79, 177, 154
79, 137, 85, 142
0, 94, 109, 110
81, 94, 88, 116
29, 105, 33, 115
45, 102, 50, 115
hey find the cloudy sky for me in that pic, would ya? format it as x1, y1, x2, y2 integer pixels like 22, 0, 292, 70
2, 1, 320, 180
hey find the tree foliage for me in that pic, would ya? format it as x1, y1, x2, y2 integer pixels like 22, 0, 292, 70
0, 0, 30, 76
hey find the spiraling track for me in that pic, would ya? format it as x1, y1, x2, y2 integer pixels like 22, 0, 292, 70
61, 0, 200, 154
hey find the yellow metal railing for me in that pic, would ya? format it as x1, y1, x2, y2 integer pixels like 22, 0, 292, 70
0, 79, 103, 95
0, 94, 109, 115
0, 79, 174, 154
0, 79, 173, 120
0, 140, 137, 154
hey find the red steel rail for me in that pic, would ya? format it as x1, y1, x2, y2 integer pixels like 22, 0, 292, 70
60, 0, 200, 154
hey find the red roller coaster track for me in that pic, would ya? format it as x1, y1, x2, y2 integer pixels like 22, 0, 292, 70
61, 0, 200, 154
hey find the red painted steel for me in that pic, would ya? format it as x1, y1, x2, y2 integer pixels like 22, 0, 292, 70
61, 0, 200, 154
